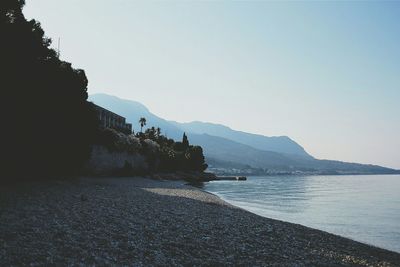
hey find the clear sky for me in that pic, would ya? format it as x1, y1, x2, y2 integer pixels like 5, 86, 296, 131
24, 1, 400, 169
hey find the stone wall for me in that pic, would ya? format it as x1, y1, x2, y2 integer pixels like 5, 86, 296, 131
86, 145, 148, 175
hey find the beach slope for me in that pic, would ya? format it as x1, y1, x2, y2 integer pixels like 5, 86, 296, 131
1, 177, 399, 266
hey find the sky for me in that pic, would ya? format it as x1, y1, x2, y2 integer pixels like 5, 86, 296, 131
24, 1, 400, 169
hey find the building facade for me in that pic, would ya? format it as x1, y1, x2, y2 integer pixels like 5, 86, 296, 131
93, 104, 132, 134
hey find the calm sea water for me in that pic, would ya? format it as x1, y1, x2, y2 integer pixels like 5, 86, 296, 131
204, 175, 400, 253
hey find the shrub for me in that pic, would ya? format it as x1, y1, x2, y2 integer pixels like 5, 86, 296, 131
142, 139, 160, 154
126, 135, 141, 153
95, 127, 207, 174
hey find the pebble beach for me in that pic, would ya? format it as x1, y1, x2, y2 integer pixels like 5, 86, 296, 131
1, 177, 399, 266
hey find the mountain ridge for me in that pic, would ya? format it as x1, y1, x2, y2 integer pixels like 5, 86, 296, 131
171, 121, 312, 158
89, 93, 400, 175
90, 93, 310, 157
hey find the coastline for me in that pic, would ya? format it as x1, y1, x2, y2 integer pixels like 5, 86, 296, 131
1, 176, 399, 266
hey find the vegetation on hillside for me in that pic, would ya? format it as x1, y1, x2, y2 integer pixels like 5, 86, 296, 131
96, 126, 208, 174
1, 0, 208, 180
0, 0, 206, 182
1, 0, 98, 178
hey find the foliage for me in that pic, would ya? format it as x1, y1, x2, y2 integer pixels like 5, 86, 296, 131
185, 146, 208, 171
97, 124, 208, 173
126, 135, 142, 153
182, 132, 189, 148
0, 1, 206, 178
151, 131, 208, 172
139, 117, 147, 133
142, 139, 160, 154
1, 1, 99, 178
97, 128, 141, 153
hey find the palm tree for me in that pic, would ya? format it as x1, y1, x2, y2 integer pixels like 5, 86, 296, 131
139, 117, 147, 133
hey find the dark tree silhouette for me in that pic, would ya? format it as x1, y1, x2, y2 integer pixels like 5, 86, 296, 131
182, 132, 189, 149
139, 117, 146, 133
186, 146, 208, 171
1, 0, 98, 180
0, 1, 208, 179
144, 127, 157, 140
156, 127, 161, 138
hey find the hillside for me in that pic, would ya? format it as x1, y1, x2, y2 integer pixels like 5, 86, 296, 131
89, 94, 400, 175
89, 94, 310, 157
189, 134, 399, 175
173, 121, 312, 158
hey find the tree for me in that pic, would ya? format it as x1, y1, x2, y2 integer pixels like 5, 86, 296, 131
187, 146, 208, 171
145, 127, 156, 140
1, 0, 99, 179
156, 127, 161, 138
182, 132, 189, 148
139, 117, 147, 133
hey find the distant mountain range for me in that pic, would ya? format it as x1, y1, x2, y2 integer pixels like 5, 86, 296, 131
89, 93, 400, 175
171, 121, 312, 158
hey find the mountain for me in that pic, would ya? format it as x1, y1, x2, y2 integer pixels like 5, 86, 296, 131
172, 121, 312, 158
89, 93, 400, 175
90, 94, 310, 157
189, 134, 301, 168
188, 134, 398, 174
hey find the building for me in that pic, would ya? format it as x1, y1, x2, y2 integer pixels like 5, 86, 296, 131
93, 104, 132, 134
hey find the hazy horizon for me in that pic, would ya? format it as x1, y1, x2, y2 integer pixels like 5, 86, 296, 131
24, 1, 400, 169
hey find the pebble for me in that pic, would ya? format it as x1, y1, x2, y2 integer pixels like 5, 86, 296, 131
0, 177, 399, 266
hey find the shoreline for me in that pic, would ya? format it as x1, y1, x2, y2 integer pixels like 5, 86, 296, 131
1, 176, 399, 266
211, 172, 400, 178
203, 184, 398, 254
203, 174, 400, 255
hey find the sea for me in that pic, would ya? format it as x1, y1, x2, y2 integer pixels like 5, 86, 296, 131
203, 174, 400, 253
